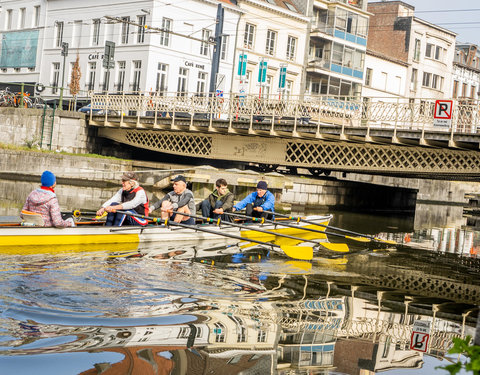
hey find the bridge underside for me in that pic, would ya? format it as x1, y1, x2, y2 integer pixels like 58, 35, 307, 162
98, 128, 480, 180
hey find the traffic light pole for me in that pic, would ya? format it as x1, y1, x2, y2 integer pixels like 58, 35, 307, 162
59, 42, 68, 110
209, 4, 224, 95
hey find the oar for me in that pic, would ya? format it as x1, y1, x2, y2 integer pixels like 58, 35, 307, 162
169, 210, 348, 254
116, 210, 314, 260
264, 211, 397, 245
226, 211, 354, 250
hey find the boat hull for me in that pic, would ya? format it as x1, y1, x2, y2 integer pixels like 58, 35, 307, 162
0, 215, 332, 255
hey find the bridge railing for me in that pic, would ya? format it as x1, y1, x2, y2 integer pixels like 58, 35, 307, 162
89, 92, 480, 135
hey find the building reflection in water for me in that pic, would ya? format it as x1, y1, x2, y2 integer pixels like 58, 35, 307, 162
4, 276, 476, 374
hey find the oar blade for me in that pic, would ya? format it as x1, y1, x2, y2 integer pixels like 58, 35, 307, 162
345, 235, 371, 243
374, 238, 397, 245
320, 242, 350, 252
280, 245, 314, 260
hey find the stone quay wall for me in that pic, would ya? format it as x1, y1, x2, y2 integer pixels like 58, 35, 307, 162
0, 107, 92, 154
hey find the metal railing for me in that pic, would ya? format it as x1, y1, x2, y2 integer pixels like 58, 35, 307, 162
88, 91, 480, 136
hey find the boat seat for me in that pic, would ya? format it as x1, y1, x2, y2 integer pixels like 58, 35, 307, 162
20, 210, 45, 226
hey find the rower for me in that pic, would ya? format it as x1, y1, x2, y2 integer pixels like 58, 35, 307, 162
196, 178, 234, 222
96, 172, 149, 226
232, 180, 275, 221
21, 170, 75, 227
150, 175, 196, 225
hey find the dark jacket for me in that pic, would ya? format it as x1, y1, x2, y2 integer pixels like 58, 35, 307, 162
196, 189, 234, 212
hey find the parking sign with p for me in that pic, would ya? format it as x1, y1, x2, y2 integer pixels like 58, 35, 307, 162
433, 100, 453, 127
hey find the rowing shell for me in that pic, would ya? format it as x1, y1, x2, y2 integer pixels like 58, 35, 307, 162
0, 215, 332, 255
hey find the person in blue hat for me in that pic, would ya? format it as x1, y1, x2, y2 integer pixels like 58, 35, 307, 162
232, 180, 275, 220
21, 170, 75, 227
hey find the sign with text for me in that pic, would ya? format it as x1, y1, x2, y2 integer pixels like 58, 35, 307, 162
433, 100, 453, 127
258, 59, 267, 84
238, 53, 247, 77
410, 320, 431, 352
278, 65, 287, 90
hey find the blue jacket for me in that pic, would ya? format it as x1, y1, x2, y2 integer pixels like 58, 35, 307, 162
234, 190, 275, 212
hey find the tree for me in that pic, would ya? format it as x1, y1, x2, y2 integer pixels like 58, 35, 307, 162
69, 53, 81, 98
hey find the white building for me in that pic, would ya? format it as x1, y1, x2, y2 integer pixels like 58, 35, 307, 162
452, 43, 480, 100
231, 0, 309, 98
0, 0, 242, 101
362, 49, 408, 99
367, 1, 457, 102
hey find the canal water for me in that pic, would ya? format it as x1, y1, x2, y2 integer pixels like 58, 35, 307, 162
0, 179, 478, 374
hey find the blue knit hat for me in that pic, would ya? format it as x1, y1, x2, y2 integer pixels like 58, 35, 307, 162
41, 170, 56, 187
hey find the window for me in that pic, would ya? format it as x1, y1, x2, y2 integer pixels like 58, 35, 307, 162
381, 72, 387, 91
453, 80, 459, 98
432, 74, 439, 90
55, 21, 64, 47
160, 18, 172, 46
284, 2, 296, 11
221, 35, 228, 60
87, 62, 96, 91
335, 8, 347, 31
265, 30, 276, 56
266, 0, 276, 4
471, 85, 476, 99
196, 71, 207, 95
425, 43, 433, 58
435, 46, 442, 60
121, 17, 130, 44
286, 36, 297, 61
200, 29, 210, 56
244, 23, 255, 49
413, 39, 421, 61
92, 19, 101, 46
422, 72, 431, 87
116, 61, 126, 92
102, 70, 110, 92
411, 68, 418, 91
52, 62, 60, 94
6, 9, 12, 30
34, 6, 40, 27
132, 60, 142, 92
365, 68, 372, 86
395, 76, 402, 94
284, 80, 292, 99
156, 63, 168, 94
177, 67, 188, 96
462, 83, 468, 97
72, 20, 82, 48
257, 329, 266, 342
264, 76, 272, 98
19, 8, 26, 29
214, 323, 225, 343
137, 15, 146, 43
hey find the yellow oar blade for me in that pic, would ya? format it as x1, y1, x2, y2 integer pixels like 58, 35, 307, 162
320, 242, 350, 252
374, 238, 397, 245
285, 260, 312, 272
280, 245, 314, 260
345, 235, 371, 243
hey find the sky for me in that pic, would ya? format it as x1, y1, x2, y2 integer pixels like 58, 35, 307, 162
373, 0, 480, 46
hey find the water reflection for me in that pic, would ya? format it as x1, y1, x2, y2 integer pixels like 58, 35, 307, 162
0, 246, 478, 374
1, 179, 480, 374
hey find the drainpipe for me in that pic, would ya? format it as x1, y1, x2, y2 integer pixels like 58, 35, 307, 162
229, 6, 243, 96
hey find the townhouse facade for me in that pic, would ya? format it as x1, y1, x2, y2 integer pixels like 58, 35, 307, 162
452, 43, 480, 101
291, 0, 369, 98
230, 0, 309, 99
366, 1, 457, 102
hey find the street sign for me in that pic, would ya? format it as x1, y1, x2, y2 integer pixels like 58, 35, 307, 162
61, 42, 69, 57
278, 65, 287, 89
433, 100, 453, 127
410, 320, 431, 352
258, 59, 267, 84
215, 89, 224, 98
238, 53, 247, 77
103, 41, 115, 70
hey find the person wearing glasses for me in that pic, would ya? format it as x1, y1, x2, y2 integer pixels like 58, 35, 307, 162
96, 172, 149, 226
